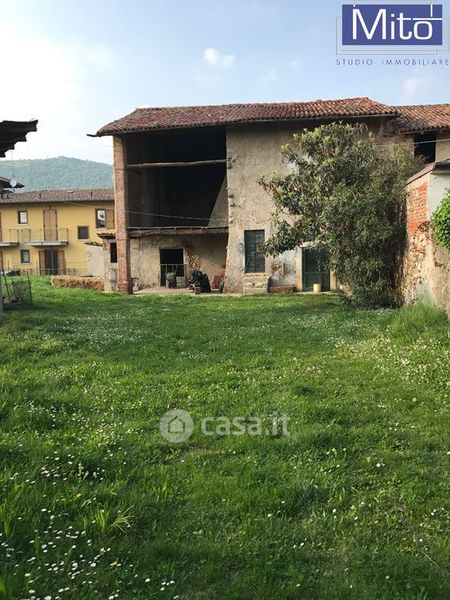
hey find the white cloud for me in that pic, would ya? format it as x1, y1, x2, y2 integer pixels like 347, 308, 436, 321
401, 77, 431, 100
261, 69, 279, 83
289, 59, 302, 70
203, 47, 235, 69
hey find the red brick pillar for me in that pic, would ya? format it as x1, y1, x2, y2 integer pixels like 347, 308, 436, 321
113, 136, 132, 294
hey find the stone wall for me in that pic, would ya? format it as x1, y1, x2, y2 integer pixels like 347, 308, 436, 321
402, 168, 450, 313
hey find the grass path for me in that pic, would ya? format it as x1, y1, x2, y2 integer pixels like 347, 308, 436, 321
0, 280, 449, 599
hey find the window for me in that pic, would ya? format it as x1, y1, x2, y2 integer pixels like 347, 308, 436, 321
96, 208, 115, 229
244, 230, 266, 273
18, 210, 28, 224
110, 242, 117, 264
77, 225, 89, 240
20, 249, 30, 264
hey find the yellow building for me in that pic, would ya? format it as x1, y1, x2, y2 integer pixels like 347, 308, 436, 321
0, 188, 114, 275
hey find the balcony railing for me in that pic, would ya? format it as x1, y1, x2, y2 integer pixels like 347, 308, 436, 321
0, 229, 19, 246
21, 228, 69, 246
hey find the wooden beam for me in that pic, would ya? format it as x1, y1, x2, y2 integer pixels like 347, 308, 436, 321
126, 159, 226, 169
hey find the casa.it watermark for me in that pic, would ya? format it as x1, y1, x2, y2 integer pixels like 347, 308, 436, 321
159, 409, 290, 443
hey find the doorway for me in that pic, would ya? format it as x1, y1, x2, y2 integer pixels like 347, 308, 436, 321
160, 248, 184, 286
302, 248, 331, 292
39, 249, 64, 275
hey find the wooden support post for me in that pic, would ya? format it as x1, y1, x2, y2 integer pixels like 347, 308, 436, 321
126, 159, 227, 169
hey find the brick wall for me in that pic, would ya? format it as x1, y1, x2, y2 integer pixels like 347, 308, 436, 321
406, 180, 428, 236
113, 136, 132, 294
402, 170, 450, 313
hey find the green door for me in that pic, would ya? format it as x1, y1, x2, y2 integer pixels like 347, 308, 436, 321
302, 248, 330, 291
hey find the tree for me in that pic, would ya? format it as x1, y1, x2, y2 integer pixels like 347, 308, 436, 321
260, 122, 419, 307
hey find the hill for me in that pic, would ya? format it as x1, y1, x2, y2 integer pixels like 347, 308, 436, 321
0, 156, 113, 191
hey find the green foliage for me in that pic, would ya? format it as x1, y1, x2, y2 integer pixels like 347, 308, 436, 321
0, 281, 449, 599
261, 123, 420, 307
0, 156, 112, 191
431, 190, 450, 251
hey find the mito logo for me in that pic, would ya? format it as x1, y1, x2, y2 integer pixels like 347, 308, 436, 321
342, 2, 444, 46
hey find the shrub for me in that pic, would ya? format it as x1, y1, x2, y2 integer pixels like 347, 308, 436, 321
260, 123, 420, 308
431, 190, 450, 251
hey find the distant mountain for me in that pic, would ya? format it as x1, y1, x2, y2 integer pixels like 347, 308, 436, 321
0, 156, 113, 191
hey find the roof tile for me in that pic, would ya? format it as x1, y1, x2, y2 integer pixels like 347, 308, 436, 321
0, 188, 114, 205
97, 97, 398, 135
394, 104, 450, 133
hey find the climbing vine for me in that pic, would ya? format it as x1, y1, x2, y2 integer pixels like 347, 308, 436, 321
431, 190, 450, 251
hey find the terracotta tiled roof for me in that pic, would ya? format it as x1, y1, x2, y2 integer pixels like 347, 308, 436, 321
96, 97, 398, 135
0, 188, 114, 205
394, 104, 450, 133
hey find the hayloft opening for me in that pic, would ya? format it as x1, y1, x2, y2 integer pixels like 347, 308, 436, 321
126, 128, 227, 229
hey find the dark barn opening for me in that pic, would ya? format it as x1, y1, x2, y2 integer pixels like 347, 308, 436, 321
160, 248, 184, 285
126, 128, 227, 229
414, 132, 436, 164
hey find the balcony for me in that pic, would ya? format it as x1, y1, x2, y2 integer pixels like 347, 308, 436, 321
0, 229, 20, 247
21, 228, 69, 246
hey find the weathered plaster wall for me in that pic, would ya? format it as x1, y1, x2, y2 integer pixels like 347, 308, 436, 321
225, 123, 299, 293
428, 169, 450, 218
436, 131, 450, 162
403, 170, 450, 313
225, 122, 352, 292
85, 244, 104, 277
102, 240, 117, 293
130, 234, 227, 288
208, 177, 228, 227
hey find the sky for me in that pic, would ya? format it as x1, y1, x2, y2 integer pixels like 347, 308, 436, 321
1, 0, 449, 165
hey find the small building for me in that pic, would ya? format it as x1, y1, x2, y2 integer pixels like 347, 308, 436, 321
94, 97, 450, 295
0, 188, 114, 276
403, 160, 450, 312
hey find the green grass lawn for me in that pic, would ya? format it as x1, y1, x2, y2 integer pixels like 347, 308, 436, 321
0, 280, 449, 600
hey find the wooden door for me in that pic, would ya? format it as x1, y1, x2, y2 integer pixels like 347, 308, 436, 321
57, 250, 66, 275
0, 212, 2, 242
43, 209, 58, 241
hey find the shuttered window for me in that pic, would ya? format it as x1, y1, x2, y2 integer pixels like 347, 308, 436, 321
96, 209, 115, 229
244, 230, 265, 273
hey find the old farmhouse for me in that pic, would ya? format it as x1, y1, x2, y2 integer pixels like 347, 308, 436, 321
95, 98, 450, 295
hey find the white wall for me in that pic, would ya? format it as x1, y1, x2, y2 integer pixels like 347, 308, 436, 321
428, 170, 450, 218
436, 131, 450, 162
